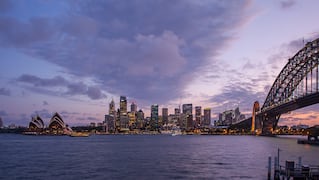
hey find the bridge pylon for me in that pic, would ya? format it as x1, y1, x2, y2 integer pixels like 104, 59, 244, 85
251, 101, 262, 134
260, 114, 280, 135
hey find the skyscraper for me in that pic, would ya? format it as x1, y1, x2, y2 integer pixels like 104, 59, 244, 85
195, 106, 201, 128
109, 99, 116, 115
131, 102, 137, 112
182, 104, 193, 130
162, 108, 168, 125
203, 108, 211, 127
174, 108, 180, 115
174, 108, 181, 127
136, 109, 145, 129
151, 104, 159, 130
120, 96, 127, 115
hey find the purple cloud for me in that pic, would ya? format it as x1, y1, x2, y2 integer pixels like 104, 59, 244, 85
18, 75, 67, 87
0, 0, 12, 13
43, 101, 49, 106
0, 87, 11, 96
33, 109, 52, 119
209, 83, 267, 113
1, 0, 253, 105
0, 110, 8, 116
280, 0, 296, 9
17, 74, 106, 100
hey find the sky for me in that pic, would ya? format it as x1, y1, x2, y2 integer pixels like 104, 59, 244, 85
0, 0, 319, 127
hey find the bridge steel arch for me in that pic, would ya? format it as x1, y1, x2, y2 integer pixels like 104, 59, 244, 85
263, 38, 319, 110
257, 38, 319, 135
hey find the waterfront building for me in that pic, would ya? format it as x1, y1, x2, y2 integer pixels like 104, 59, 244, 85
128, 111, 136, 129
105, 114, 115, 132
182, 104, 193, 130
29, 115, 44, 131
131, 102, 137, 113
115, 109, 121, 131
151, 104, 159, 130
136, 109, 145, 129
174, 108, 180, 115
48, 112, 66, 134
174, 108, 181, 127
120, 96, 127, 115
168, 114, 177, 126
179, 113, 187, 129
218, 107, 245, 126
120, 115, 129, 130
162, 108, 168, 125
195, 106, 201, 128
203, 108, 211, 127
119, 96, 129, 130
90, 122, 96, 127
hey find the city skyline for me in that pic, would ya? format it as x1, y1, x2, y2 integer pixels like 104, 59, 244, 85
1, 0, 319, 126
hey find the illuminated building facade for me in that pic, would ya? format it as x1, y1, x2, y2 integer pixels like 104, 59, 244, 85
174, 108, 181, 126
29, 115, 44, 131
105, 115, 115, 132
48, 112, 66, 134
151, 104, 159, 129
203, 108, 211, 127
136, 109, 144, 129
195, 106, 201, 128
119, 96, 129, 130
182, 104, 193, 130
128, 111, 136, 129
162, 108, 168, 125
120, 96, 127, 115
109, 99, 116, 116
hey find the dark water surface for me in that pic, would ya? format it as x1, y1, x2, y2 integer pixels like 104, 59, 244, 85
1, 134, 318, 179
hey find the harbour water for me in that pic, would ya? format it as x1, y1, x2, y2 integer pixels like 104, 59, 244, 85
1, 134, 318, 179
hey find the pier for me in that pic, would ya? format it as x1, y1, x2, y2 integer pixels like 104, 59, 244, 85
268, 149, 319, 180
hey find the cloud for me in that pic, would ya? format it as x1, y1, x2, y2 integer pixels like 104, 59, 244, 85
17, 75, 67, 87
280, 0, 296, 9
33, 109, 52, 119
0, 110, 8, 116
0, 0, 12, 13
209, 82, 267, 113
43, 101, 49, 106
87, 116, 99, 121
0, 87, 11, 96
1, 0, 253, 105
242, 60, 255, 70
0, 16, 57, 47
17, 74, 106, 100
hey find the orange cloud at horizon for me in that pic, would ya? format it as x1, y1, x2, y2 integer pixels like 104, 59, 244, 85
279, 111, 319, 127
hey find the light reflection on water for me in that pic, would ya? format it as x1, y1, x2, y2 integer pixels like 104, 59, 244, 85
0, 134, 318, 179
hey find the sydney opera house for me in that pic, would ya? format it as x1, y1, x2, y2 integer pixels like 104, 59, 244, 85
26, 112, 70, 135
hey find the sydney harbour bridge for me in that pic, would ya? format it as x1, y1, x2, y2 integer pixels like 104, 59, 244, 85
249, 38, 319, 135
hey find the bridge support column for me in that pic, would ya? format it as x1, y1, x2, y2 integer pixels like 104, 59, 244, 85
262, 115, 280, 135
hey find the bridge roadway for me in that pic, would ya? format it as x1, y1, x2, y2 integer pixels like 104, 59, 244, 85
257, 92, 319, 117
231, 92, 319, 132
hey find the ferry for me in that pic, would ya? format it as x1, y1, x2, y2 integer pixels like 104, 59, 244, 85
297, 126, 319, 146
171, 128, 182, 136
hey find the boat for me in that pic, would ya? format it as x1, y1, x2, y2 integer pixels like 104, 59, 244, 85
69, 132, 90, 137
297, 127, 319, 145
171, 127, 182, 136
